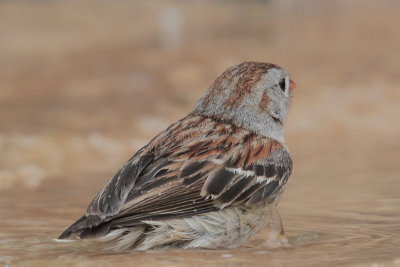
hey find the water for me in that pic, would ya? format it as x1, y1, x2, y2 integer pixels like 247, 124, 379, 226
1, 135, 399, 266
1, 196, 399, 266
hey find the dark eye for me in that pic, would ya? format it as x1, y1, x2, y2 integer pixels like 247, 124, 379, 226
278, 78, 286, 92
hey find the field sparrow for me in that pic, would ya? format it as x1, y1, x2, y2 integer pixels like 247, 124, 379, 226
59, 62, 295, 250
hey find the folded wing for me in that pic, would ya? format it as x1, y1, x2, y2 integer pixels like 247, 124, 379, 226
59, 115, 292, 239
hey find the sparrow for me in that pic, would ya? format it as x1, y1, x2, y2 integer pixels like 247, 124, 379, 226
58, 62, 295, 250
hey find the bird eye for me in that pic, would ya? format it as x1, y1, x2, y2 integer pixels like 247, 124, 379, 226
278, 78, 286, 93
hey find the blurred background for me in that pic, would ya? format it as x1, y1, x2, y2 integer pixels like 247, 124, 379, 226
1, 0, 399, 266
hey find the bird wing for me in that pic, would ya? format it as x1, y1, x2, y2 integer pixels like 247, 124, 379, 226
59, 115, 292, 239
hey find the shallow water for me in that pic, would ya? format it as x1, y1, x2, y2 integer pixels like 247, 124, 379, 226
1, 0, 400, 266
1, 134, 400, 266
1, 181, 400, 267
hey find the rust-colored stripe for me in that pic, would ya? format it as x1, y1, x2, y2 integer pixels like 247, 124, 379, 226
258, 90, 270, 111
224, 62, 278, 108
202, 62, 280, 109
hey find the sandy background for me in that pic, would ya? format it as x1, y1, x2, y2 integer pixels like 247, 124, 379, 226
0, 0, 400, 266
1, 0, 399, 191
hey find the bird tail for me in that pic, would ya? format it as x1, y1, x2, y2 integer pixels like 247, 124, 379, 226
58, 215, 88, 239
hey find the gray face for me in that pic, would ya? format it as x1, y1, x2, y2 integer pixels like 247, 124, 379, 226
258, 67, 291, 125
192, 62, 292, 143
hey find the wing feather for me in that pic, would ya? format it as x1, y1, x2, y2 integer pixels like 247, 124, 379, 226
59, 115, 292, 239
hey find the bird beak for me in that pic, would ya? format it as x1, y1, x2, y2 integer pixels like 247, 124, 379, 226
289, 79, 296, 92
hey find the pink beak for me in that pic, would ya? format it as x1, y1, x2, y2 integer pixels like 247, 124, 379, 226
289, 79, 296, 92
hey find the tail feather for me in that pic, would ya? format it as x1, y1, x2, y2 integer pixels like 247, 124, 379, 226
58, 215, 87, 239
58, 215, 105, 239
